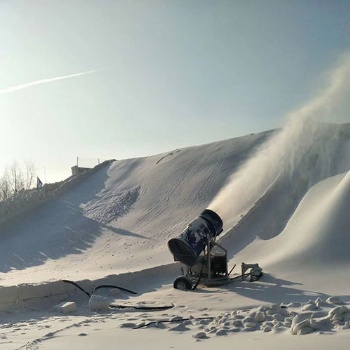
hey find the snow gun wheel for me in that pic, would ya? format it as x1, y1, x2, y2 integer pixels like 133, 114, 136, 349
173, 276, 192, 290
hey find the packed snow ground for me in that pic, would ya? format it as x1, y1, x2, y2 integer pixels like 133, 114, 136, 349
1, 119, 350, 349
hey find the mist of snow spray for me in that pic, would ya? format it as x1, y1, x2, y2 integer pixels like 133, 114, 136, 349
208, 52, 350, 230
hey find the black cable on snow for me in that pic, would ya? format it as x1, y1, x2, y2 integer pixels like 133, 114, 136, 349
61, 280, 137, 298
191, 261, 204, 290
110, 304, 174, 311
62, 279, 91, 297
93, 284, 137, 295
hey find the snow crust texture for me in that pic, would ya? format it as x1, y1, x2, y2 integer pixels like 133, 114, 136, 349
119, 297, 350, 338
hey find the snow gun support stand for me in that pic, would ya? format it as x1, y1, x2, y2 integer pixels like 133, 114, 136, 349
172, 237, 263, 290
167, 209, 263, 291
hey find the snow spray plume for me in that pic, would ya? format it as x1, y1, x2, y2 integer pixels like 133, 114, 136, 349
208, 52, 350, 229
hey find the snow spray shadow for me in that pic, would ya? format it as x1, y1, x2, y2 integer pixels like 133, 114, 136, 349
208, 52, 350, 235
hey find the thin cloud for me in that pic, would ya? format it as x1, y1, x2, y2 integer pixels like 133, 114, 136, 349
0, 69, 102, 95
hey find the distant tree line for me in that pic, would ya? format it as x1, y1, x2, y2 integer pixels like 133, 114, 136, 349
0, 160, 37, 201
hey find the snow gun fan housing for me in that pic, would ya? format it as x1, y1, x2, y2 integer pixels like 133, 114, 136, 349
167, 209, 223, 266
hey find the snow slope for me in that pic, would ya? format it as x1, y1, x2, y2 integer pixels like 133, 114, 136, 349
2, 122, 350, 349
0, 130, 273, 285
1, 122, 350, 287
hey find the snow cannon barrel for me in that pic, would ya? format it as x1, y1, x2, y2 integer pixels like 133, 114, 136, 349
168, 209, 223, 266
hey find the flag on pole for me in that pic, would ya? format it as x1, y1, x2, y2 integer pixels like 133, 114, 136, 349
37, 177, 43, 190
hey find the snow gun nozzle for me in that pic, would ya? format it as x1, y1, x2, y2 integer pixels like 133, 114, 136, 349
167, 209, 223, 266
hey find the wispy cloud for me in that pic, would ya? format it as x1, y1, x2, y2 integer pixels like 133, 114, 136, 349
0, 69, 101, 95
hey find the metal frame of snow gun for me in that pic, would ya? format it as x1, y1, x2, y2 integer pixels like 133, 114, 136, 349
241, 262, 263, 282
172, 237, 263, 290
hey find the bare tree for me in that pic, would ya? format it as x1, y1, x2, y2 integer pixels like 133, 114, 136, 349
24, 159, 36, 190
10, 162, 25, 193
0, 160, 37, 201
0, 168, 11, 200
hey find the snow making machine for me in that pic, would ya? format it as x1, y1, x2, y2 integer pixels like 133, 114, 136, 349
168, 209, 262, 290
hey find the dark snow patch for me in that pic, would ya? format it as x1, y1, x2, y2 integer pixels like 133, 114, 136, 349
82, 186, 141, 223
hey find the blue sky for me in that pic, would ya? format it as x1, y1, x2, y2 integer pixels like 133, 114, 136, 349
0, 0, 349, 182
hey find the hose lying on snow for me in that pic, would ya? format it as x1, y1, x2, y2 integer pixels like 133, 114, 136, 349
110, 304, 174, 311
61, 279, 174, 311
62, 279, 138, 297
93, 284, 138, 295
62, 279, 92, 297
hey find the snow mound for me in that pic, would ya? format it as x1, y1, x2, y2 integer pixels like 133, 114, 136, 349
130, 297, 350, 338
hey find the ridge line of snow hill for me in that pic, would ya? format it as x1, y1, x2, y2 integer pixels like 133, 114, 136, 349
0, 160, 115, 226
0, 132, 276, 287
0, 262, 179, 310
275, 170, 350, 267
2, 124, 350, 290
235, 170, 350, 272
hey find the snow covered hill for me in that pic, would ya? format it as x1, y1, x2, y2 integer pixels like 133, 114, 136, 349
2, 122, 350, 349
1, 123, 350, 288
0, 130, 273, 285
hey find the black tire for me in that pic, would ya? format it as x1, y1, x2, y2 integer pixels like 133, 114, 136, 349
173, 276, 192, 290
